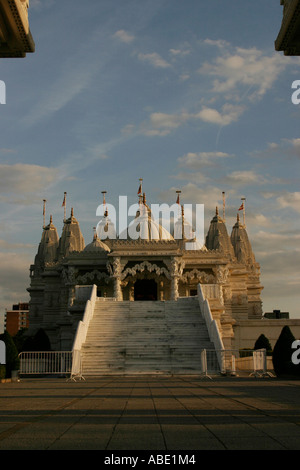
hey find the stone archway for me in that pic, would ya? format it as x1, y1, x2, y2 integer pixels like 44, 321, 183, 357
134, 279, 158, 301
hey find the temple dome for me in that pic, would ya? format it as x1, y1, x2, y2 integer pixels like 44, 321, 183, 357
96, 214, 117, 241
173, 207, 206, 250
84, 231, 110, 253
119, 201, 174, 241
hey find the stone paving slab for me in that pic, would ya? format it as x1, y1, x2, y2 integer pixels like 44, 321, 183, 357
0, 375, 300, 451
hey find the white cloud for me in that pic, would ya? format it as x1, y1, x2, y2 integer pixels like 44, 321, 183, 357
195, 104, 244, 126
223, 170, 267, 186
277, 192, 300, 213
113, 30, 135, 44
159, 183, 231, 212
140, 111, 189, 136
150, 112, 188, 129
0, 163, 58, 194
203, 39, 230, 49
140, 103, 244, 137
199, 45, 293, 101
137, 52, 171, 69
178, 151, 233, 169
170, 48, 190, 57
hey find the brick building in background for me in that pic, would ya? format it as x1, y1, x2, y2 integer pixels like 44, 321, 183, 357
5, 302, 29, 336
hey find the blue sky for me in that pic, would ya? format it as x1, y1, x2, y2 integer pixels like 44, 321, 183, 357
0, 0, 300, 329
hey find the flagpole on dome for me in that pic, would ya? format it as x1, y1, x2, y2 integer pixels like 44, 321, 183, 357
238, 197, 246, 227
222, 191, 226, 222
43, 199, 46, 229
62, 192, 67, 222
102, 190, 108, 216
176, 190, 181, 223
137, 178, 143, 204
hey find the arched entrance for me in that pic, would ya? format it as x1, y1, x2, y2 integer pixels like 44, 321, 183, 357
134, 279, 157, 301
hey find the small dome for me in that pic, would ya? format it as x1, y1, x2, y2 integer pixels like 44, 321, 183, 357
173, 206, 206, 250
96, 215, 116, 240
84, 234, 110, 253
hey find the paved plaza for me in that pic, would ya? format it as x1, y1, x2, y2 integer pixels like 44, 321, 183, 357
0, 375, 300, 451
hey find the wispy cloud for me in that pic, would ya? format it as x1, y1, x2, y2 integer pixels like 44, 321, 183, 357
135, 103, 244, 137
277, 191, 300, 213
113, 30, 135, 44
178, 151, 233, 170
198, 44, 294, 101
0, 163, 58, 195
137, 52, 171, 69
195, 104, 245, 126
222, 170, 268, 187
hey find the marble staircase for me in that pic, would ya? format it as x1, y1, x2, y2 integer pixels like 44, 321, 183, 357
81, 297, 215, 375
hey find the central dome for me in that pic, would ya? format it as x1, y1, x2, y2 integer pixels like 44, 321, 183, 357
119, 202, 174, 241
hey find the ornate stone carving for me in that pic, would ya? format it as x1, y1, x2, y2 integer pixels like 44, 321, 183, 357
120, 260, 171, 281
76, 270, 110, 284
62, 266, 78, 285
180, 269, 215, 284
213, 265, 229, 284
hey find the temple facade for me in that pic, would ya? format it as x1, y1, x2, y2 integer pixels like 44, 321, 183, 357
27, 185, 264, 354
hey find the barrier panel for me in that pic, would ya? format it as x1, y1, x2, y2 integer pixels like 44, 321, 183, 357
202, 349, 275, 377
19, 351, 73, 376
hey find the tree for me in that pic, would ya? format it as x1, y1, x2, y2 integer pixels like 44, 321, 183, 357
12, 328, 28, 354
272, 326, 297, 377
254, 334, 272, 355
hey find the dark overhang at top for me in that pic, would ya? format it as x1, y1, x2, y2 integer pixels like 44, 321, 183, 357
0, 0, 35, 58
275, 0, 300, 55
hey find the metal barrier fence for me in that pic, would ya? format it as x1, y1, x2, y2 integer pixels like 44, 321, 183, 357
19, 351, 73, 376
18, 349, 274, 379
201, 349, 275, 378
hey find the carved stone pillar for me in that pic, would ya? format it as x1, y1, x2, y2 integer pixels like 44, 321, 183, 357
114, 276, 123, 301
108, 257, 123, 301
170, 257, 183, 301
171, 276, 179, 300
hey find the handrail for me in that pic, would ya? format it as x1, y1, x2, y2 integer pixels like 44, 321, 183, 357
70, 284, 97, 379
197, 283, 225, 373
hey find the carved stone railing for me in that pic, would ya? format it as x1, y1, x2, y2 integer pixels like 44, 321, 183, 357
70, 284, 97, 379
197, 283, 225, 373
